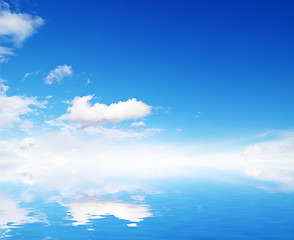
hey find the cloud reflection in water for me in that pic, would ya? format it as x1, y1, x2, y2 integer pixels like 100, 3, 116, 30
62, 196, 152, 226
0, 193, 46, 238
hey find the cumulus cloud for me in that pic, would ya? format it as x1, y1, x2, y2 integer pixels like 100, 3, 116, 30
59, 96, 152, 127
0, 83, 46, 129
0, 95, 36, 128
0, 3, 44, 61
0, 10, 43, 44
44, 65, 73, 84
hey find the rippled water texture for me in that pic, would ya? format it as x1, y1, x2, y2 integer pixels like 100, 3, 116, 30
1, 178, 294, 239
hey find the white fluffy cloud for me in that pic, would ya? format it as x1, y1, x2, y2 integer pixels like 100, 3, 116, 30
0, 4, 44, 61
0, 83, 46, 128
59, 96, 152, 127
44, 65, 73, 84
0, 95, 36, 128
0, 10, 43, 44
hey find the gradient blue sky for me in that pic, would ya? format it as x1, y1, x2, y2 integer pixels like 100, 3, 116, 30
1, 0, 293, 143
1, 1, 294, 237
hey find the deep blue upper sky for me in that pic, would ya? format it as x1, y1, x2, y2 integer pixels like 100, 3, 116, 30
2, 0, 294, 141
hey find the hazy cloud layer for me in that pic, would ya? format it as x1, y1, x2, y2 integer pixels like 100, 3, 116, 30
0, 131, 294, 192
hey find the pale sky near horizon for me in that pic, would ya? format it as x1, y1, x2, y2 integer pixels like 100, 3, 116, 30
0, 0, 294, 190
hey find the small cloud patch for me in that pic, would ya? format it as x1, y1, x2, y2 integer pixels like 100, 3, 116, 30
44, 65, 73, 84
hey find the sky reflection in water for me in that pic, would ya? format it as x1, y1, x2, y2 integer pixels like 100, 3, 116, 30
1, 175, 294, 240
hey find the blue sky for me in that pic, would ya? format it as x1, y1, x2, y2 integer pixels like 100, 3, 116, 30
1, 1, 294, 237
0, 0, 294, 188
1, 0, 294, 143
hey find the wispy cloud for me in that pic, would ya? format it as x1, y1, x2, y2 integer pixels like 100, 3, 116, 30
85, 78, 90, 86
19, 119, 34, 134
22, 72, 32, 80
131, 121, 146, 127
44, 65, 73, 84
195, 111, 201, 118
0, 46, 13, 62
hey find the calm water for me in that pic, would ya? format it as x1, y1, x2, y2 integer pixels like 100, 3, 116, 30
1, 178, 294, 239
